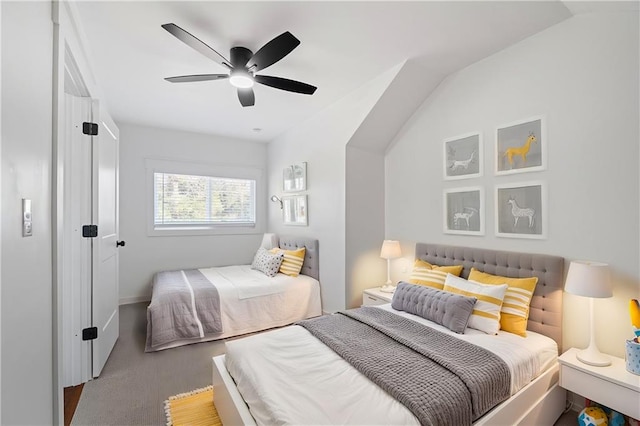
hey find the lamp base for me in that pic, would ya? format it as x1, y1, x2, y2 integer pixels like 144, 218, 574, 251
576, 347, 611, 367
380, 284, 396, 293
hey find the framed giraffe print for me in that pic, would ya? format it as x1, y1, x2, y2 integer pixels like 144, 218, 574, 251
443, 132, 483, 180
495, 116, 546, 175
443, 186, 485, 236
495, 182, 546, 239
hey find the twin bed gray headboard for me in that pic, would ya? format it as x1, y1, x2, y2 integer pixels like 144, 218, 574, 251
415, 243, 565, 350
279, 235, 319, 281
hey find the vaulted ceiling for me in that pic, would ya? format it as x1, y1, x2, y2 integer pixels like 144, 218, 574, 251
74, 1, 580, 142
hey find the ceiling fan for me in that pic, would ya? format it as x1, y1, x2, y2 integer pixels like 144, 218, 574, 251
162, 23, 317, 107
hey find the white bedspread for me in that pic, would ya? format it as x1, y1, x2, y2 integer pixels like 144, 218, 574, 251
201, 265, 299, 299
224, 304, 558, 426
150, 265, 322, 351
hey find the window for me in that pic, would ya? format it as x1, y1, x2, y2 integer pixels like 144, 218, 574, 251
154, 172, 256, 228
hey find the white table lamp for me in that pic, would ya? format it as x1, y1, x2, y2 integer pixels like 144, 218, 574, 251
261, 233, 279, 249
380, 240, 401, 293
564, 260, 613, 367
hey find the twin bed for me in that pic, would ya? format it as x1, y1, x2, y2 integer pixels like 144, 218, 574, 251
145, 236, 322, 352
212, 242, 567, 425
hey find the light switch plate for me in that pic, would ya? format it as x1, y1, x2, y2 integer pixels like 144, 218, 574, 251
22, 198, 32, 237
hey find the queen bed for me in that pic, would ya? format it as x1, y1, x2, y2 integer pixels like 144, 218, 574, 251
145, 236, 321, 352
212, 243, 566, 425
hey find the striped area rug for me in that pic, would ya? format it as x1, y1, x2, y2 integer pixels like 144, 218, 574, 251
164, 385, 221, 426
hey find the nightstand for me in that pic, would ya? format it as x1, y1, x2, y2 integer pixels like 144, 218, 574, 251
362, 287, 394, 306
559, 347, 640, 419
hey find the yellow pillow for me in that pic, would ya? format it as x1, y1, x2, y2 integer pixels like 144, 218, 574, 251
443, 274, 508, 335
468, 268, 538, 337
270, 247, 306, 277
408, 259, 463, 290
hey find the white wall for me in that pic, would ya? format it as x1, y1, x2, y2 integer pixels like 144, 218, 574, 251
267, 67, 399, 313
1, 1, 54, 424
118, 123, 268, 303
345, 146, 385, 308
385, 12, 639, 357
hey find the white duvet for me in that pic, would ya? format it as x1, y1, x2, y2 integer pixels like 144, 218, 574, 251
224, 303, 558, 426
152, 265, 322, 351
202, 266, 322, 338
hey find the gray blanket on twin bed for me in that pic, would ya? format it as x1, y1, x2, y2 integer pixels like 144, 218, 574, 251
297, 307, 510, 426
145, 269, 222, 352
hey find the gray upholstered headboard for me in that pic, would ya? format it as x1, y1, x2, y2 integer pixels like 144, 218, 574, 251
278, 236, 319, 281
415, 243, 564, 350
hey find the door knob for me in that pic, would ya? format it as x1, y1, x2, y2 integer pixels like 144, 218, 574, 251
116, 240, 126, 247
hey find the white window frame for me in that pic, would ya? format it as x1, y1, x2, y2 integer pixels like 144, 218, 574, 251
146, 158, 264, 236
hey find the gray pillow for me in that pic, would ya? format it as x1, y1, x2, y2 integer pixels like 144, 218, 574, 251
250, 247, 284, 277
391, 281, 477, 334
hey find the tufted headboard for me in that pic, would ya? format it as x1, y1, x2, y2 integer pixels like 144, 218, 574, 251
278, 236, 319, 281
415, 243, 564, 350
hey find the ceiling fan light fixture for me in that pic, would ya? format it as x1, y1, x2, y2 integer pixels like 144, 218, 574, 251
229, 69, 254, 88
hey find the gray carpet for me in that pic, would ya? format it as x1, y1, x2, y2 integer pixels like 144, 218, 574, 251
71, 302, 229, 426
72, 302, 579, 426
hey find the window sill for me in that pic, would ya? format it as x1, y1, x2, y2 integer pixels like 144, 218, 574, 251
148, 224, 258, 237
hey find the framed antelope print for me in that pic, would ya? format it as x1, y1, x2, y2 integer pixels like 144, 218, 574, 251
443, 132, 482, 180
443, 186, 484, 236
495, 116, 545, 175
495, 182, 546, 239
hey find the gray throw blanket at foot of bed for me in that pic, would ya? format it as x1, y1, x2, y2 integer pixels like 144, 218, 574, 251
145, 269, 222, 352
297, 307, 510, 426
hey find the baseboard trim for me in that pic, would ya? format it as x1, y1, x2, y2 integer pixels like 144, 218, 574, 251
119, 296, 150, 305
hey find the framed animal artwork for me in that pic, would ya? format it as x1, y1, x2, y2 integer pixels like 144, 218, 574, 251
495, 116, 546, 175
282, 194, 308, 226
443, 186, 484, 236
283, 162, 307, 192
495, 182, 546, 239
443, 132, 483, 180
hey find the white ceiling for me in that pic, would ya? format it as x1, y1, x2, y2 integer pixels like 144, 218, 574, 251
73, 1, 581, 142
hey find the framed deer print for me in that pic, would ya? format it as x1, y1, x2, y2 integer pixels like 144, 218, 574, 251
495, 182, 546, 239
495, 116, 545, 175
443, 187, 484, 236
443, 132, 482, 180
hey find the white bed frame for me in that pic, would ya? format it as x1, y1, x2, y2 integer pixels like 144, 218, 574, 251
212, 354, 566, 426
211, 243, 567, 425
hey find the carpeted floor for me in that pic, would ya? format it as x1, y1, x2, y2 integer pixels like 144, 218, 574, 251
72, 302, 580, 425
71, 302, 230, 425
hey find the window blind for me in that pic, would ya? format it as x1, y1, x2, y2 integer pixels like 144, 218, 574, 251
154, 172, 256, 226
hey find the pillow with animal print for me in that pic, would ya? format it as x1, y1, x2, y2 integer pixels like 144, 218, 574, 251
251, 247, 284, 277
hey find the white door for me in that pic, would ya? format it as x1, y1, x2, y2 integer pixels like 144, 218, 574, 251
62, 94, 93, 386
91, 101, 120, 377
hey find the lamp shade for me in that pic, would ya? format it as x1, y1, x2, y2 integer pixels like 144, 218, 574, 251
564, 260, 612, 298
261, 233, 279, 250
380, 240, 401, 260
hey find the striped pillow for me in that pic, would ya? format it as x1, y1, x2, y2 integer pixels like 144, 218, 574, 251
409, 259, 463, 290
270, 247, 306, 277
443, 274, 508, 335
468, 268, 538, 337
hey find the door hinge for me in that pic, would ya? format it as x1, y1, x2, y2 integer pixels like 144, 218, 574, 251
82, 122, 99, 136
82, 327, 98, 341
82, 225, 98, 238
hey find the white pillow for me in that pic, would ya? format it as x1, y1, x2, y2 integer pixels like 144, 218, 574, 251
250, 247, 284, 277
443, 274, 508, 335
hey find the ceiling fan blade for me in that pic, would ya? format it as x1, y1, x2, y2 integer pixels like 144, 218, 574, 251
246, 32, 300, 72
237, 88, 255, 107
165, 74, 229, 83
255, 75, 317, 95
162, 23, 232, 69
